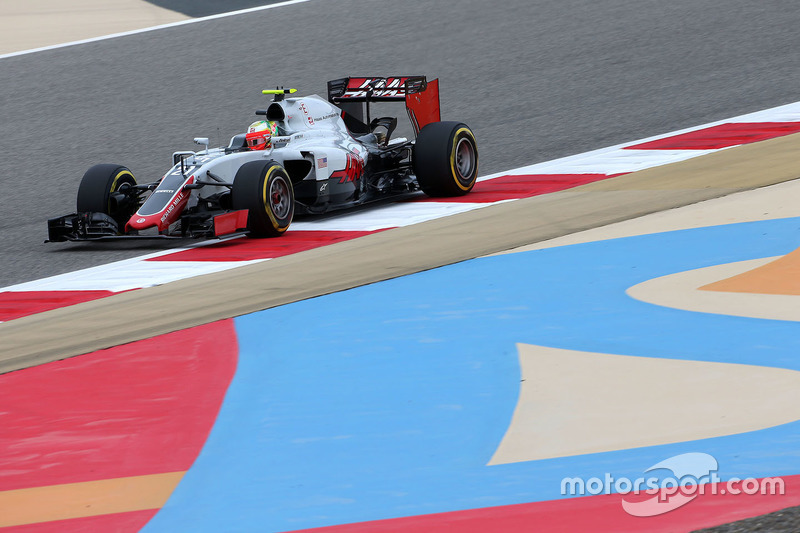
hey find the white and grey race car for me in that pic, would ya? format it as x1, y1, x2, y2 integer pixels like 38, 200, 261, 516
47, 75, 478, 241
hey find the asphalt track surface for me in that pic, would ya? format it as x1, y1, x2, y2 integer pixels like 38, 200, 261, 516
3, 0, 800, 287
148, 0, 292, 17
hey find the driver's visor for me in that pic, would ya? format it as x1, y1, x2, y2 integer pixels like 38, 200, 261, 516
245, 132, 271, 150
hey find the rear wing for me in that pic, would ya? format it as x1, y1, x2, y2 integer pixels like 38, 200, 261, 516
326, 76, 441, 135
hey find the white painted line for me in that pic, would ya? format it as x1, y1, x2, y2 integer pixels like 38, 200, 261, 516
0, 0, 315, 60
2, 257, 267, 292
728, 101, 800, 123
479, 101, 800, 181
292, 201, 498, 232
500, 149, 717, 176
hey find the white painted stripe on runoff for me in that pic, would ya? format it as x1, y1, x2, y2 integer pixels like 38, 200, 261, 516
727, 101, 800, 123
501, 149, 716, 177
3, 258, 266, 293
292, 201, 496, 232
479, 100, 800, 182
1, 248, 186, 293
0, 0, 314, 60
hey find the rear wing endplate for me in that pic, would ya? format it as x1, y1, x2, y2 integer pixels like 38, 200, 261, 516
327, 76, 441, 135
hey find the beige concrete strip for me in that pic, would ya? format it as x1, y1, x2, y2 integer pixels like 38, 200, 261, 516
2, 132, 800, 374
0, 471, 184, 527
702, 246, 800, 295
627, 258, 800, 322
490, 178, 800, 255
0, 0, 188, 55
489, 344, 800, 465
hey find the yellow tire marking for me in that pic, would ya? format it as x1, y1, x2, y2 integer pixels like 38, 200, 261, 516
109, 169, 134, 191
0, 471, 185, 528
106, 169, 135, 213
106, 169, 135, 234
449, 128, 478, 192
261, 165, 290, 232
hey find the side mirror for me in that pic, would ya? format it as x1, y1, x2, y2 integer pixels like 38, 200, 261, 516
172, 150, 195, 166
193, 137, 210, 154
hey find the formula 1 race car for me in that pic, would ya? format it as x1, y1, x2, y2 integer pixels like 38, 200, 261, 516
47, 76, 478, 241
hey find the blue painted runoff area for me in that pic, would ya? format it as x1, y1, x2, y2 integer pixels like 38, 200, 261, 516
144, 217, 800, 532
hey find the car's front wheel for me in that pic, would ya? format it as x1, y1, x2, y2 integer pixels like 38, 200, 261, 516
76, 164, 139, 230
413, 121, 478, 197
232, 160, 294, 237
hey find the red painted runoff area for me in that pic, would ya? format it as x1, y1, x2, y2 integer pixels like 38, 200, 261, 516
0, 290, 117, 321
0, 510, 157, 533
0, 320, 238, 491
288, 474, 800, 533
147, 230, 382, 262
625, 122, 800, 150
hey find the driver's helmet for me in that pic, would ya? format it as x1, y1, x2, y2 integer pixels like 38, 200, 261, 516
245, 120, 279, 150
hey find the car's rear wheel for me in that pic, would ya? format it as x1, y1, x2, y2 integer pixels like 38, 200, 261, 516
76, 164, 138, 229
232, 160, 294, 237
413, 121, 478, 197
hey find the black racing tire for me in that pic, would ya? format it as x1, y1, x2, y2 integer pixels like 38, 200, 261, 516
231, 160, 294, 237
76, 164, 138, 228
413, 121, 478, 197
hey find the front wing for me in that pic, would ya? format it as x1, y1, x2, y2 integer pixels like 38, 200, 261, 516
47, 210, 249, 242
